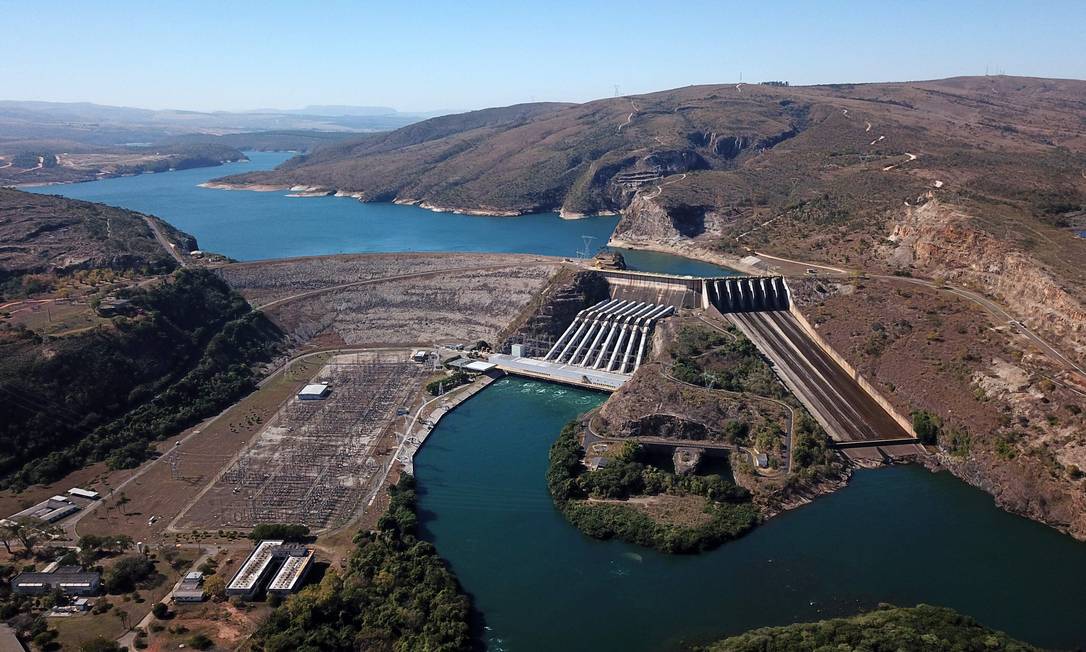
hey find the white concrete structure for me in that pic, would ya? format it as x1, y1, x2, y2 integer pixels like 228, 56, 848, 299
543, 300, 674, 374
227, 540, 283, 597
67, 487, 99, 500
297, 383, 330, 400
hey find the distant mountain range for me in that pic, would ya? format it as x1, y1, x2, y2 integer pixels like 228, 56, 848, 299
0, 100, 439, 147
0, 100, 448, 183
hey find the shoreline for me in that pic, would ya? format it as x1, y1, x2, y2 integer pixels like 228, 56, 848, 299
606, 236, 762, 275
202, 179, 622, 219
401, 374, 498, 474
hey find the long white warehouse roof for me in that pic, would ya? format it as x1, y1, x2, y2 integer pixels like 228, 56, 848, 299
228, 540, 283, 592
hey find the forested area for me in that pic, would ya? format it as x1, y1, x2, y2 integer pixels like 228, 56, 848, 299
548, 423, 759, 553
695, 604, 1038, 651
0, 269, 282, 487
670, 325, 786, 399
254, 475, 472, 652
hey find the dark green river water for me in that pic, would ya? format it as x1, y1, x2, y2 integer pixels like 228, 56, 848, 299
415, 377, 1086, 651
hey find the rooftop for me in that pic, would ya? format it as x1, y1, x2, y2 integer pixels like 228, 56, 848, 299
228, 540, 284, 592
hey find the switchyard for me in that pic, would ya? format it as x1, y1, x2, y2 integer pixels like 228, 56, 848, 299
174, 352, 425, 531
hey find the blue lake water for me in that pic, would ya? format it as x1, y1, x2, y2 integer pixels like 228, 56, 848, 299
417, 377, 1086, 651
30, 152, 738, 275
30, 152, 618, 261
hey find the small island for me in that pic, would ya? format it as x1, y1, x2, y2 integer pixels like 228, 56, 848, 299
547, 314, 847, 553
694, 604, 1038, 651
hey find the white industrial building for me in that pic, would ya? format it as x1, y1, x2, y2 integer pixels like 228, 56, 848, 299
227, 540, 315, 599
297, 383, 331, 400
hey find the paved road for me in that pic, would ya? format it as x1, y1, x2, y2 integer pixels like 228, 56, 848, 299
143, 216, 187, 267
875, 275, 1086, 381
729, 310, 911, 443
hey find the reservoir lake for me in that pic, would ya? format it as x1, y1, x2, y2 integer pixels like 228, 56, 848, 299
31, 154, 1086, 650
31, 151, 733, 277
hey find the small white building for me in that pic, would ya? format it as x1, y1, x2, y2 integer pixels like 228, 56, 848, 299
297, 383, 330, 400
463, 360, 497, 374
173, 571, 206, 603
68, 488, 100, 500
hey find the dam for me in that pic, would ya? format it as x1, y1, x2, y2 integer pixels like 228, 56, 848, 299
493, 268, 918, 455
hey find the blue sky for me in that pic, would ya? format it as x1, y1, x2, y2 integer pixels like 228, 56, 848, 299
4, 0, 1084, 112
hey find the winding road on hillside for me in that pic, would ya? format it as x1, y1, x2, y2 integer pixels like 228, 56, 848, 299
874, 274, 1086, 380
618, 100, 639, 133
642, 173, 687, 200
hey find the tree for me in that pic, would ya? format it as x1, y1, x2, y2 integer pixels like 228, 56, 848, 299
203, 574, 226, 600
0, 523, 15, 555
79, 637, 122, 652
7, 517, 49, 556
104, 555, 154, 593
152, 602, 169, 619
249, 523, 309, 542
114, 608, 130, 631
116, 493, 131, 516
105, 534, 133, 553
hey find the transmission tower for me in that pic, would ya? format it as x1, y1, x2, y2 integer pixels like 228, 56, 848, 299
578, 235, 596, 259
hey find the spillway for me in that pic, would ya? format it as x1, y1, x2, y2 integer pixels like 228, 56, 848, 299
705, 275, 789, 313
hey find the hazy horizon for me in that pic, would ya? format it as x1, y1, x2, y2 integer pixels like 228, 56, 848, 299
4, 0, 1086, 113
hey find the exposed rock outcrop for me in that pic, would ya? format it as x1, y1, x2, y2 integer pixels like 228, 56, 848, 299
887, 199, 1086, 366
612, 194, 725, 244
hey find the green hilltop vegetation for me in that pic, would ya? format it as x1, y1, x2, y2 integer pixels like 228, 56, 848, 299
0, 268, 282, 487
253, 475, 472, 652
694, 604, 1040, 652
548, 422, 759, 553
0, 191, 282, 487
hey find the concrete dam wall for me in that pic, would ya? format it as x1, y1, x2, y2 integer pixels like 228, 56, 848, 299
704, 276, 789, 313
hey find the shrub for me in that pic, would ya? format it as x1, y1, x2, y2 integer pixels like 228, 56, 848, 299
911, 410, 941, 445
248, 524, 309, 542
103, 555, 155, 593
547, 420, 758, 553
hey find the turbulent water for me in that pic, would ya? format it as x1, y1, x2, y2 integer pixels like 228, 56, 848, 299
416, 377, 1086, 651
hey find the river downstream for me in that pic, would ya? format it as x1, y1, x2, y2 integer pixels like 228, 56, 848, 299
416, 377, 1086, 651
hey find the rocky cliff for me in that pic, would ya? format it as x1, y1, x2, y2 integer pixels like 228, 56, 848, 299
886, 198, 1086, 367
